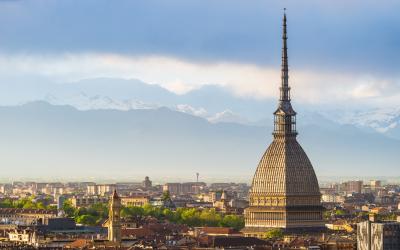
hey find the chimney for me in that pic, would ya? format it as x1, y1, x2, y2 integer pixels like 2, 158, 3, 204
369, 213, 377, 222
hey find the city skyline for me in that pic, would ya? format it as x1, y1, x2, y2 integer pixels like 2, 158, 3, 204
0, 2, 399, 249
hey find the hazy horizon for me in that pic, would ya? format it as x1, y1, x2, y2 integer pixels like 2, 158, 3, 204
1, 174, 399, 185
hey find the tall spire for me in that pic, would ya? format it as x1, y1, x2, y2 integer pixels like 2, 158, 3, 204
112, 189, 119, 199
280, 8, 290, 101
273, 9, 297, 137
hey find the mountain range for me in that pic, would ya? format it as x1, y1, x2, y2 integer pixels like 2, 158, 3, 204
0, 100, 399, 181
0, 77, 399, 181
27, 77, 400, 140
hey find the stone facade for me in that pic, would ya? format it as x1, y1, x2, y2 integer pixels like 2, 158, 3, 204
358, 219, 400, 250
120, 196, 149, 207
0, 208, 57, 225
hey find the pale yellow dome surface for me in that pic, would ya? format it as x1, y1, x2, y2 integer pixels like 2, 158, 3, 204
250, 137, 320, 196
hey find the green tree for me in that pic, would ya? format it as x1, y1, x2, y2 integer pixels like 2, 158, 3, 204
0, 198, 13, 208
263, 228, 284, 239
111, 204, 246, 229
323, 210, 332, 219
162, 208, 175, 221
121, 206, 144, 218
69, 203, 109, 225
378, 213, 397, 221
89, 203, 108, 218
22, 200, 36, 209
334, 209, 345, 216
62, 200, 76, 217
220, 215, 245, 230
181, 208, 201, 226
76, 214, 97, 225
142, 204, 154, 215
47, 205, 57, 211
14, 198, 31, 208
199, 209, 221, 227
161, 191, 171, 201
74, 207, 88, 217
143, 204, 163, 218
36, 202, 46, 209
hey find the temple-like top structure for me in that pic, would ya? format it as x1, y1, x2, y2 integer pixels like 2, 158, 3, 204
244, 11, 324, 235
273, 11, 297, 137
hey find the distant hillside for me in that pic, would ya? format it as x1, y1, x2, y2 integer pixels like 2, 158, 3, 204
0, 101, 398, 181
45, 78, 400, 140
1, 76, 399, 140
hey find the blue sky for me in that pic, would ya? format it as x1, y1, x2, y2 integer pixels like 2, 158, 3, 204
0, 0, 399, 107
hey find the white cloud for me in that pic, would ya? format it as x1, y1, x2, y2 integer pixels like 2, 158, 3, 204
350, 77, 396, 99
0, 53, 398, 107
175, 104, 208, 117
208, 110, 248, 124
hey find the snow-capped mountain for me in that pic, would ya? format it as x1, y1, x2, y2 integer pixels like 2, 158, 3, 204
207, 110, 249, 124
31, 76, 400, 141
43, 93, 252, 124
324, 108, 400, 136
44, 93, 214, 118
175, 104, 208, 118
44, 93, 160, 111
42, 92, 400, 140
43, 93, 223, 121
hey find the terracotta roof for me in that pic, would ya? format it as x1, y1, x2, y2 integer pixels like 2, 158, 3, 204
64, 239, 127, 249
0, 208, 57, 215
200, 227, 238, 235
64, 239, 91, 248
122, 228, 154, 238
212, 236, 268, 247
333, 219, 347, 225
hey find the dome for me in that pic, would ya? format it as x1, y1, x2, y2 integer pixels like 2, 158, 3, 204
250, 137, 320, 197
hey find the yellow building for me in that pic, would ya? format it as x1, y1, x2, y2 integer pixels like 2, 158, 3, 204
0, 208, 57, 225
120, 196, 149, 207
70, 196, 109, 208
86, 184, 115, 196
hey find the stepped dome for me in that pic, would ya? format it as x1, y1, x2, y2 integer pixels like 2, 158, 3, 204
250, 137, 320, 196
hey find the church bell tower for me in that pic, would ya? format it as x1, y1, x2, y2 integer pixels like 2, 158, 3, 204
108, 189, 122, 244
